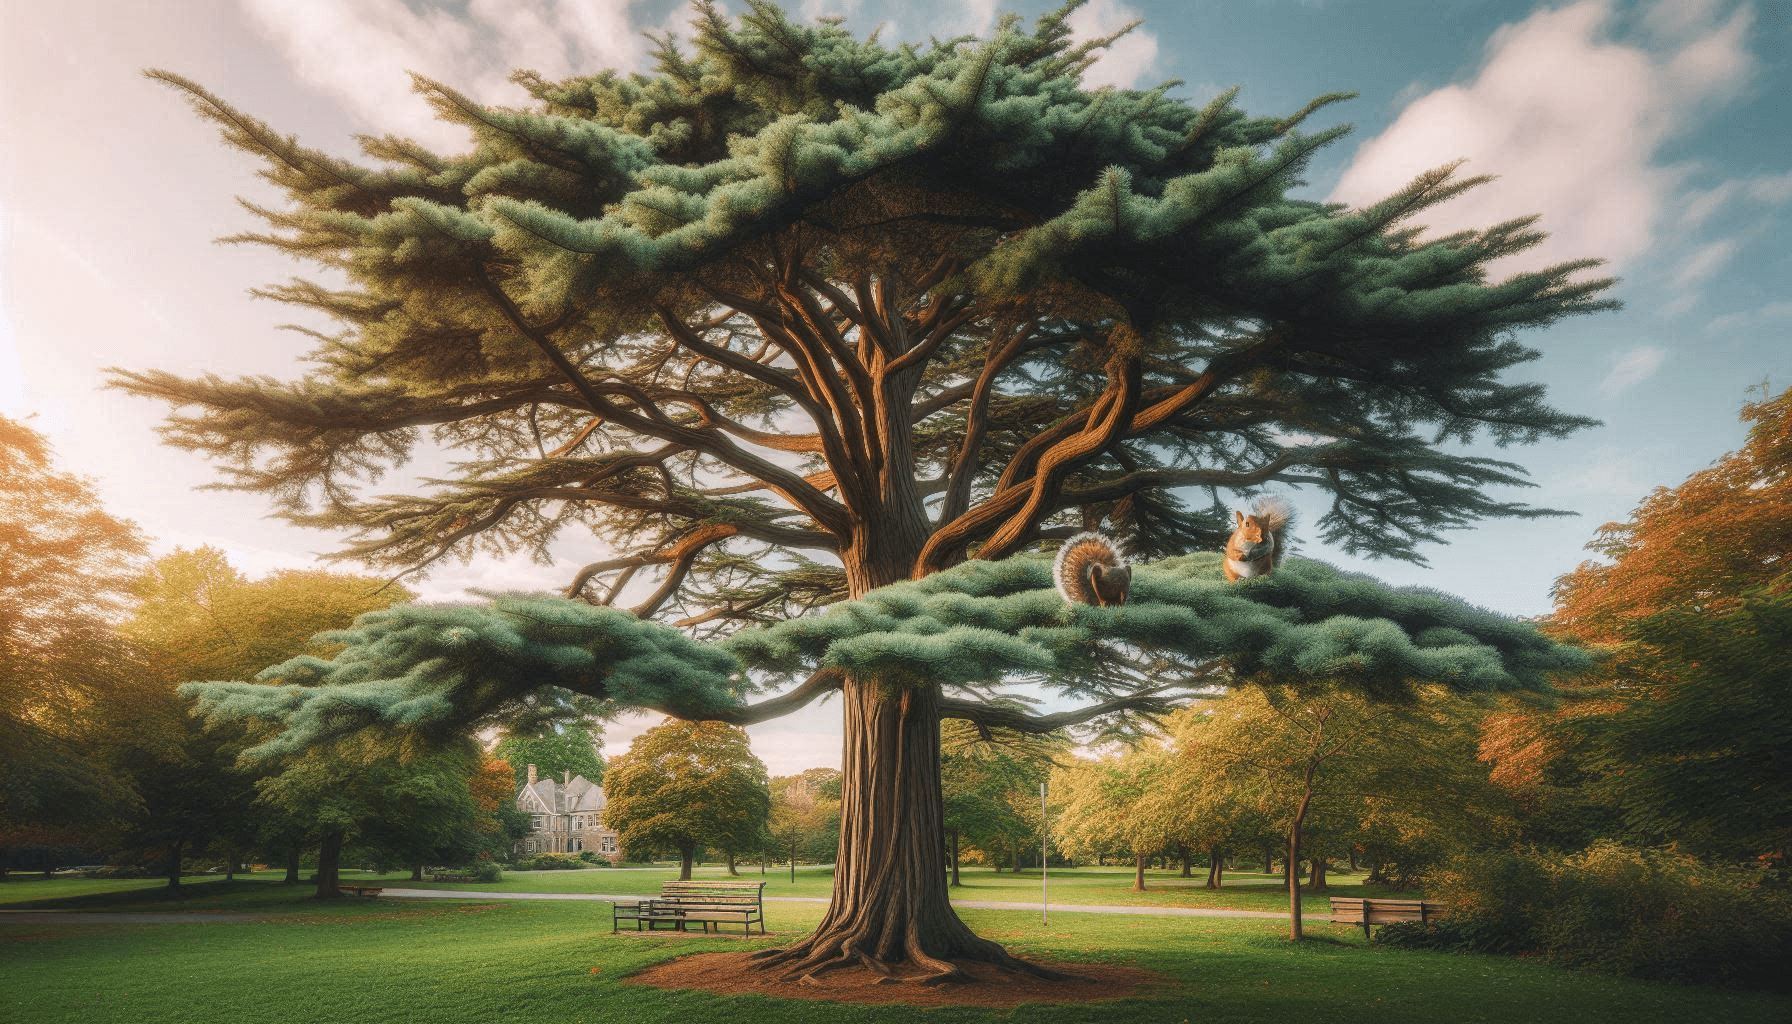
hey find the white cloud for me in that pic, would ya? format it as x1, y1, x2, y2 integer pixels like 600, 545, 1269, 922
1706, 299, 1792, 335
239, 0, 675, 150
1066, 0, 1159, 90
1745, 169, 1792, 203
1600, 344, 1667, 394
1329, 0, 1754, 278
1671, 238, 1739, 290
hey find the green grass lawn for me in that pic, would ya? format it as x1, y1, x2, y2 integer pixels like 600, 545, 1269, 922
2, 879, 1784, 1023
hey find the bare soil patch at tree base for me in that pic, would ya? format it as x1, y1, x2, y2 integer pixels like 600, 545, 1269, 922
624, 950, 1172, 1009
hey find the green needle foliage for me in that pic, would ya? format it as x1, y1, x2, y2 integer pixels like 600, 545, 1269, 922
185, 553, 1583, 759
116, 0, 1613, 630
182, 594, 742, 762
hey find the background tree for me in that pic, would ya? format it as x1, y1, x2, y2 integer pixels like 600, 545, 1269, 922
1051, 745, 1174, 891
1545, 385, 1792, 866
602, 720, 771, 879
119, 549, 408, 889
0, 416, 146, 877
493, 721, 606, 791
253, 735, 494, 897
942, 721, 1064, 881
137, 1, 1609, 980
1174, 684, 1501, 937
767, 767, 841, 880
1145, 707, 1279, 889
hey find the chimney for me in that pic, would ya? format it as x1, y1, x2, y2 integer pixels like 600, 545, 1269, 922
527, 763, 537, 786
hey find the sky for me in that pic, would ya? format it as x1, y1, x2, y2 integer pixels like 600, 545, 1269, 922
2, 0, 1788, 775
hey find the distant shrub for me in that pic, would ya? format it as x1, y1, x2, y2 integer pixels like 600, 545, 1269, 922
91, 865, 150, 879
506, 853, 589, 871
1378, 843, 1792, 990
471, 862, 503, 883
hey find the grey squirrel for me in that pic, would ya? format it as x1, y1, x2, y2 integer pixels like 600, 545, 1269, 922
1223, 495, 1293, 581
1054, 532, 1132, 606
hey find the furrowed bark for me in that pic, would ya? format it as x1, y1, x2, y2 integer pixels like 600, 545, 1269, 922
750, 673, 1066, 984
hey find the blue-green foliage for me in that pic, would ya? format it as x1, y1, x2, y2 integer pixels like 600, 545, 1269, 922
184, 551, 1583, 762
181, 593, 742, 761
731, 553, 1586, 695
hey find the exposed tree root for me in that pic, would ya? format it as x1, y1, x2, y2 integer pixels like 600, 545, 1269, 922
750, 927, 1076, 986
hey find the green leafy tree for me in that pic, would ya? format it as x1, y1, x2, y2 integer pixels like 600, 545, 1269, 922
942, 721, 1063, 882
768, 767, 841, 879
602, 720, 770, 879
1051, 746, 1173, 891
1172, 684, 1505, 937
494, 722, 606, 791
119, 549, 408, 888
1547, 385, 1792, 865
0, 416, 146, 876
134, 1, 1608, 978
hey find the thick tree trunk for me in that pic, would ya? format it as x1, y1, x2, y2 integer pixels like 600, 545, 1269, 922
1348, 845, 1358, 872
1179, 844, 1192, 877
1309, 855, 1327, 892
752, 674, 1054, 984
284, 845, 301, 884
315, 830, 343, 899
1132, 850, 1146, 892
678, 845, 694, 881
165, 839, 183, 891
727, 851, 739, 876
1205, 845, 1224, 889
411, 861, 424, 882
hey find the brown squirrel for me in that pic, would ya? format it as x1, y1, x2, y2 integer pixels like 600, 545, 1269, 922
1054, 532, 1132, 606
1223, 495, 1293, 582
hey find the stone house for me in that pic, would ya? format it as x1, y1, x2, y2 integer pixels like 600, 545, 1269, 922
513, 763, 620, 858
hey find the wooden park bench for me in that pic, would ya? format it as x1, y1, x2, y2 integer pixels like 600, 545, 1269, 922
611, 880, 766, 935
1328, 897, 1448, 938
338, 884, 383, 898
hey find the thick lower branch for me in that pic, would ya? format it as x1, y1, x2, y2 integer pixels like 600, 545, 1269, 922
938, 689, 1184, 735
660, 669, 844, 726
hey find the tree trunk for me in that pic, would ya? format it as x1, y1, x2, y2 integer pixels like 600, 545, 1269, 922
790, 839, 797, 883
1179, 844, 1192, 878
751, 674, 1054, 983
727, 851, 739, 876
1132, 850, 1146, 892
284, 846, 301, 884
411, 861, 424, 882
1264, 845, 1274, 874
165, 838, 183, 891
948, 829, 961, 888
678, 845, 694, 881
1288, 774, 1315, 940
1309, 855, 1327, 892
1348, 845, 1358, 872
1206, 845, 1224, 889
315, 830, 343, 899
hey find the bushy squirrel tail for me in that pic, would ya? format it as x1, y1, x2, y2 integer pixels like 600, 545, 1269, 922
1054, 532, 1132, 606
1252, 495, 1293, 562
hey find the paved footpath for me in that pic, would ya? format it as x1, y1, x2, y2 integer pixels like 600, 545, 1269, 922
381, 888, 1293, 919
0, 890, 1297, 923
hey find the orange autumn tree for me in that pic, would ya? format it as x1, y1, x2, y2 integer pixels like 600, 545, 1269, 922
1542, 385, 1792, 863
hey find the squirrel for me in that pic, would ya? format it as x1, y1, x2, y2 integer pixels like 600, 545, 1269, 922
1223, 495, 1293, 582
1054, 532, 1132, 606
